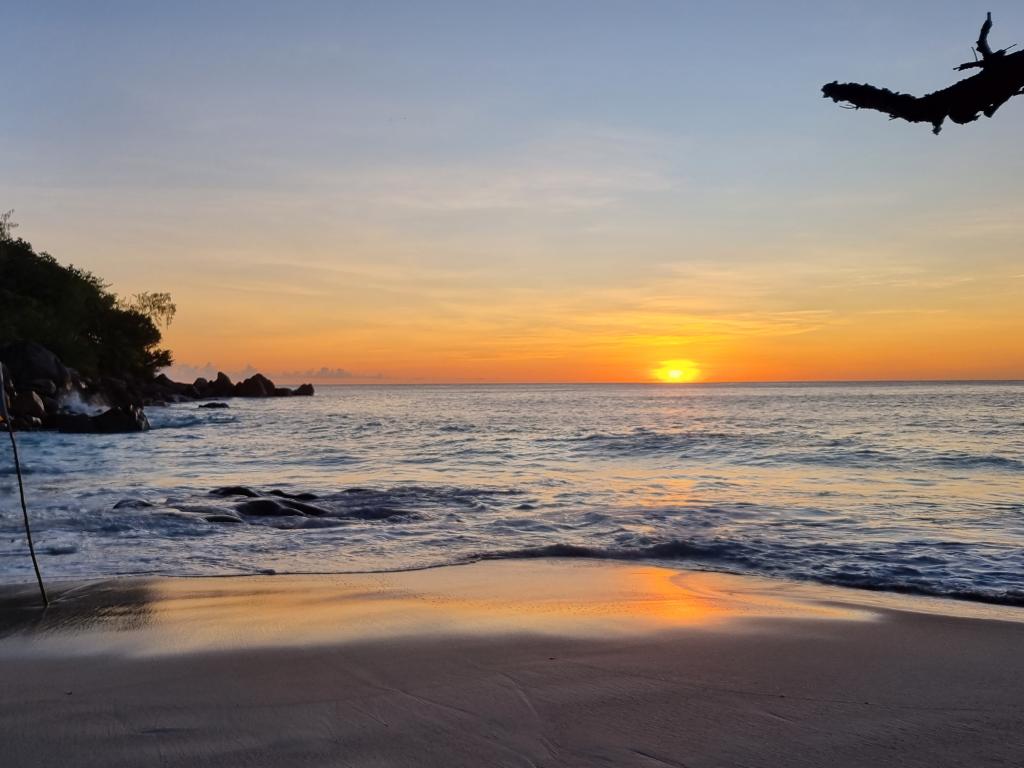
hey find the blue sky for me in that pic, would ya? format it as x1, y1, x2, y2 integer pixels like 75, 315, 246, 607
3, 2, 1023, 381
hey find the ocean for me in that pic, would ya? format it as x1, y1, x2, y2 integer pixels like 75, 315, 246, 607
1, 382, 1021, 605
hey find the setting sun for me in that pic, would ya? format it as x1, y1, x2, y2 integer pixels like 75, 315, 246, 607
652, 359, 702, 383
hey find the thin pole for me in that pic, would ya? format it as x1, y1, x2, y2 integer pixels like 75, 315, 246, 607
0, 368, 48, 606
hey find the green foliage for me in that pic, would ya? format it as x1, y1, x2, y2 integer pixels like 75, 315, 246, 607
0, 219, 174, 379
121, 291, 176, 328
0, 210, 17, 241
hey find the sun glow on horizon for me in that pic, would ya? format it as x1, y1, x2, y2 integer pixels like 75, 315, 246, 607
652, 359, 702, 384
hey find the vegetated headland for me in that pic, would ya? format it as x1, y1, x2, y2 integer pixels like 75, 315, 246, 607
0, 214, 312, 433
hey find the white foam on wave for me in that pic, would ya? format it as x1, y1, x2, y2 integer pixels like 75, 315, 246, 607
58, 390, 107, 416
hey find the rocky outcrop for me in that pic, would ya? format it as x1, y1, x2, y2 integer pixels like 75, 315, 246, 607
235, 373, 274, 397
150, 371, 314, 403
208, 372, 235, 398
235, 497, 329, 517
0, 343, 315, 432
135, 369, 315, 406
57, 405, 150, 434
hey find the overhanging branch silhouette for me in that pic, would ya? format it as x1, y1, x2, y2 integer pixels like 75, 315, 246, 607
822, 13, 1024, 134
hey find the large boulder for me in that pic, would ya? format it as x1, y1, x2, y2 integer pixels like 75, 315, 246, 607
151, 373, 197, 399
58, 405, 150, 433
292, 383, 315, 396
236, 373, 275, 397
12, 391, 46, 419
56, 413, 95, 433
209, 372, 235, 397
0, 342, 71, 391
100, 376, 138, 408
152, 373, 180, 394
235, 497, 328, 517
93, 405, 150, 433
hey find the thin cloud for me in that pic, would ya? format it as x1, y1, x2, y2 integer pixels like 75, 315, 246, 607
165, 363, 381, 382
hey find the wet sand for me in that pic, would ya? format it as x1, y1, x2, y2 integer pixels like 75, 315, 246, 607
1, 560, 1022, 767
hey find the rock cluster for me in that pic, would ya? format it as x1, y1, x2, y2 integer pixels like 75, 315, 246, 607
0, 341, 314, 433
149, 370, 314, 404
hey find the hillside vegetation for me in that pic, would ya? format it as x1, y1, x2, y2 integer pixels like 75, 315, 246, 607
0, 212, 174, 380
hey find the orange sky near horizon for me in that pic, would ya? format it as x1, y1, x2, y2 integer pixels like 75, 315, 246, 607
150, 239, 1023, 384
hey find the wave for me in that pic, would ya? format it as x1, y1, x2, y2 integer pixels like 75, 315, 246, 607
150, 414, 236, 430
538, 429, 1024, 472
927, 452, 1024, 471
468, 540, 1024, 608
539, 429, 763, 458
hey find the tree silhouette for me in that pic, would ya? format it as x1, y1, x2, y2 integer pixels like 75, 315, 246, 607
823, 13, 1024, 134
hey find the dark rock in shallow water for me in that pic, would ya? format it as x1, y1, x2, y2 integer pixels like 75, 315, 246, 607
268, 489, 319, 501
205, 514, 244, 524
44, 544, 78, 555
57, 405, 150, 433
293, 383, 315, 396
235, 498, 329, 517
56, 413, 94, 433
93, 405, 150, 433
199, 402, 229, 409
273, 387, 293, 397
209, 485, 260, 498
343, 506, 415, 521
113, 498, 155, 509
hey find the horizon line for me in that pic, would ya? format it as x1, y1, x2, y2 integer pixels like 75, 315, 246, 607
297, 378, 1024, 386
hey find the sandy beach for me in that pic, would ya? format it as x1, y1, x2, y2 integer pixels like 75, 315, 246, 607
1, 560, 1022, 767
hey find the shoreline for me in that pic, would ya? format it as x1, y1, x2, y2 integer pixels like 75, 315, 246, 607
3, 551, 1023, 611
2, 561, 1022, 766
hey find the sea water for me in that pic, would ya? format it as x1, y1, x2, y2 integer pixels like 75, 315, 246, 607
1, 383, 1021, 605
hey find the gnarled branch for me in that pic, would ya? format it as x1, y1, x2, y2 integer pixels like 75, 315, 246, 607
977, 11, 995, 58
823, 14, 1024, 134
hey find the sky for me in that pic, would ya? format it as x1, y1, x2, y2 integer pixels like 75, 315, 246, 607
3, 1, 1023, 383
